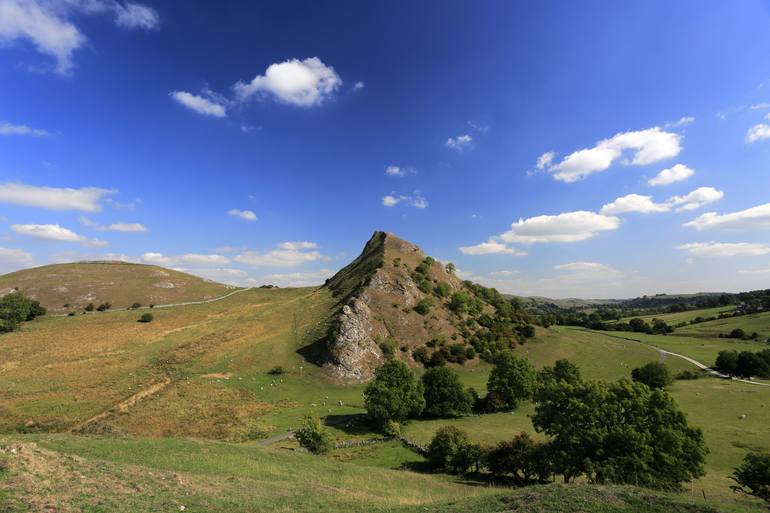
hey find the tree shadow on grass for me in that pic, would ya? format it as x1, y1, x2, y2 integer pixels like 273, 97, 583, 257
323, 413, 373, 435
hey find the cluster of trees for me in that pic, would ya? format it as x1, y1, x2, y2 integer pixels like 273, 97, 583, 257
731, 451, 770, 506
546, 311, 674, 335
630, 361, 673, 389
425, 360, 707, 490
719, 328, 763, 341
715, 349, 770, 379
0, 291, 46, 333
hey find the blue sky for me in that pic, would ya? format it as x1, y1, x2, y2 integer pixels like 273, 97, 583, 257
1, 0, 770, 298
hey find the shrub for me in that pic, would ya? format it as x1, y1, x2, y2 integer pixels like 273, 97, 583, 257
731, 452, 770, 505
449, 292, 471, 314
729, 328, 747, 340
427, 350, 446, 368
295, 415, 331, 454
383, 420, 401, 438
130, 302, 142, 310
421, 367, 472, 417
715, 350, 739, 375
412, 346, 430, 366
363, 360, 425, 427
676, 369, 701, 380
0, 292, 46, 332
434, 282, 452, 298
486, 432, 551, 484
486, 351, 537, 411
96, 302, 111, 312
268, 366, 285, 375
428, 426, 479, 473
631, 361, 672, 389
138, 313, 154, 323
413, 297, 434, 316
84, 303, 95, 312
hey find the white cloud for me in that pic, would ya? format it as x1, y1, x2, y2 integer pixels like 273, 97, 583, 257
353, 81, 365, 91
179, 253, 230, 266
545, 127, 682, 182
737, 268, 770, 276
178, 267, 249, 285
489, 270, 518, 276
468, 120, 489, 134
746, 124, 770, 143
102, 222, 146, 232
668, 187, 724, 212
141, 252, 172, 265
750, 103, 770, 110
235, 242, 328, 268
381, 192, 428, 209
648, 163, 694, 186
0, 0, 158, 74
0, 122, 48, 136
11, 223, 106, 247
0, 182, 116, 212
497, 211, 621, 244
536, 151, 554, 170
445, 134, 472, 151
600, 194, 670, 215
114, 2, 159, 30
667, 116, 695, 127
233, 57, 341, 107
555, 261, 622, 275
677, 242, 770, 258
385, 165, 410, 177
256, 268, 336, 287
458, 241, 527, 256
0, 247, 34, 269
684, 203, 770, 231
228, 209, 257, 221
171, 91, 227, 118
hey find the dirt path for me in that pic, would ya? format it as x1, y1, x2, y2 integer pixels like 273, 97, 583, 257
582, 329, 770, 387
74, 376, 172, 431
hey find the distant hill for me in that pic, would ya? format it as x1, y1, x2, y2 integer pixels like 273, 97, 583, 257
0, 261, 235, 313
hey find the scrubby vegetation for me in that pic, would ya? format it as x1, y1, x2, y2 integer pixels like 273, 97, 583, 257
631, 361, 673, 389
731, 451, 770, 506
295, 415, 331, 454
0, 291, 46, 333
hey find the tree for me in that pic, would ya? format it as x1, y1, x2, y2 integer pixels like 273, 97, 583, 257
532, 379, 707, 489
736, 351, 769, 378
427, 426, 479, 473
434, 282, 452, 298
84, 302, 95, 312
295, 415, 331, 454
414, 297, 434, 315
96, 302, 111, 312
486, 351, 537, 411
628, 318, 651, 333
631, 361, 672, 389
445, 262, 456, 275
449, 291, 471, 314
731, 452, 770, 505
539, 359, 582, 387
130, 302, 142, 309
0, 292, 46, 333
729, 328, 747, 339
363, 360, 425, 427
421, 367, 472, 417
715, 350, 739, 375
138, 313, 154, 323
486, 432, 551, 484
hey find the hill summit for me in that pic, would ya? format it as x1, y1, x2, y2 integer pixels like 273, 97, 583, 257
319, 231, 531, 382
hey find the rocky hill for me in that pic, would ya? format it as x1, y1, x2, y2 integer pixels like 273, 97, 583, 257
319, 231, 534, 382
0, 261, 234, 313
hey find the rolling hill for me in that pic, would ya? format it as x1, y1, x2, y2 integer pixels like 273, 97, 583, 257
0, 261, 235, 313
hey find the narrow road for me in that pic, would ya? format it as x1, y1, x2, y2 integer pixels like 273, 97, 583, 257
580, 329, 770, 387
259, 431, 295, 447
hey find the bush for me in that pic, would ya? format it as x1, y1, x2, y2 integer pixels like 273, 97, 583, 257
715, 350, 739, 375
486, 351, 537, 411
676, 369, 701, 380
421, 367, 472, 417
729, 328, 747, 339
0, 292, 46, 333
96, 302, 111, 312
434, 282, 452, 298
295, 415, 331, 454
84, 302, 95, 312
631, 361, 672, 389
413, 297, 434, 315
268, 366, 285, 375
130, 302, 142, 310
383, 420, 401, 438
486, 432, 551, 484
138, 313, 154, 323
427, 426, 480, 473
363, 360, 425, 428
731, 451, 770, 505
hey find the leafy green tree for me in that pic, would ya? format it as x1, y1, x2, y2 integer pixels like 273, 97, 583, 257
486, 432, 552, 484
421, 367, 472, 417
295, 415, 331, 454
731, 452, 770, 506
427, 426, 479, 473
539, 359, 582, 386
414, 297, 434, 315
486, 351, 537, 411
449, 291, 471, 314
445, 262, 456, 275
533, 379, 707, 489
364, 360, 425, 427
433, 282, 452, 298
0, 292, 46, 332
715, 350, 739, 375
631, 361, 672, 389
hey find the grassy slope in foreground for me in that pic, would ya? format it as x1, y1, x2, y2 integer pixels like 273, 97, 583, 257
0, 261, 234, 313
0, 434, 730, 513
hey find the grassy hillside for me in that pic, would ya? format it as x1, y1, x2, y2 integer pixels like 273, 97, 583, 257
675, 310, 770, 339
0, 261, 234, 313
0, 434, 737, 513
619, 306, 737, 325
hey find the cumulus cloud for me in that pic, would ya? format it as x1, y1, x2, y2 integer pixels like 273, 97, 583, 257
228, 209, 257, 221
233, 57, 341, 107
600, 194, 670, 215
445, 134, 473, 151
102, 222, 146, 232
677, 242, 770, 258
684, 203, 770, 231
385, 165, 410, 177
11, 223, 106, 247
141, 252, 172, 265
140, 252, 229, 267
555, 261, 622, 275
648, 164, 694, 186
496, 211, 621, 245
255, 268, 336, 287
235, 242, 328, 268
458, 241, 527, 256
667, 187, 724, 212
0, 122, 48, 136
381, 192, 428, 209
536, 151, 554, 170
0, 0, 158, 73
171, 91, 227, 118
0, 182, 116, 211
0, 247, 35, 269
542, 127, 682, 182
353, 81, 365, 91
746, 124, 770, 143
178, 267, 249, 285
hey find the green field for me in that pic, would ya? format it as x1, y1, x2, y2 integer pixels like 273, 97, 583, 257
2, 289, 770, 512
619, 306, 736, 325
676, 311, 770, 339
